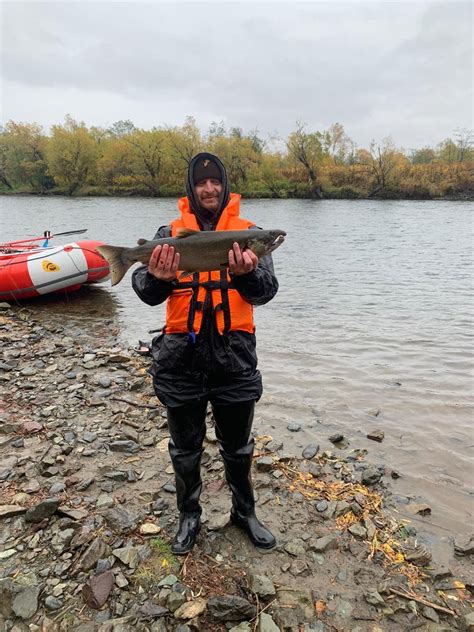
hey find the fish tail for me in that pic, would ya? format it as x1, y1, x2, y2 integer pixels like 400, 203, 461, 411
96, 245, 131, 286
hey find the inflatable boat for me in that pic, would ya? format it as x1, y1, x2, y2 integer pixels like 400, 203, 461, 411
0, 230, 110, 301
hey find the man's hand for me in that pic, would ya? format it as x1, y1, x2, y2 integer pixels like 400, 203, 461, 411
228, 242, 258, 276
148, 244, 180, 281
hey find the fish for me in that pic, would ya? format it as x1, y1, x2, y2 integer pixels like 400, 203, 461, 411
97, 228, 286, 286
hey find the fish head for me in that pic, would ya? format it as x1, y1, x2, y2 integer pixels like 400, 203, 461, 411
246, 229, 286, 257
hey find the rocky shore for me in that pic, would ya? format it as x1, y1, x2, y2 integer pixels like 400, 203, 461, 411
1, 302, 473, 632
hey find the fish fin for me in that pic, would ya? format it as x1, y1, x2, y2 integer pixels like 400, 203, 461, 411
178, 271, 194, 279
136, 238, 148, 246
96, 245, 131, 286
176, 228, 199, 239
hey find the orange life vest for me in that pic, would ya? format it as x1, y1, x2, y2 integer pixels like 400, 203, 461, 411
164, 193, 256, 338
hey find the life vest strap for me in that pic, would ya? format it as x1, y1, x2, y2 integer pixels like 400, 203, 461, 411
176, 278, 235, 290
186, 272, 200, 343
218, 269, 232, 333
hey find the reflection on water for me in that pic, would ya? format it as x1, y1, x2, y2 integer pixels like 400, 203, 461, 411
2, 196, 473, 540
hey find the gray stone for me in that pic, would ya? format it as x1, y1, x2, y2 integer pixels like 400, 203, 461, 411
258, 612, 280, 632
249, 574, 276, 599
76, 477, 94, 491
24, 498, 60, 523
265, 439, 283, 452
12, 586, 41, 619
0, 505, 26, 520
284, 540, 306, 556
367, 429, 384, 442
348, 523, 367, 539
207, 595, 257, 621
454, 535, 474, 556
323, 500, 337, 519
113, 546, 140, 568
255, 457, 273, 472
462, 612, 474, 631
44, 595, 63, 610
334, 500, 351, 517
422, 606, 440, 623
361, 466, 383, 486
229, 624, 251, 632
103, 507, 140, 534
302, 444, 319, 459
51, 528, 76, 554
166, 591, 187, 612
329, 433, 344, 444
139, 600, 169, 618
96, 493, 114, 509
49, 482, 66, 495
315, 500, 328, 512
158, 575, 179, 587
76, 537, 112, 572
287, 422, 302, 432
309, 535, 338, 553
108, 440, 140, 453
365, 590, 385, 606
207, 513, 230, 530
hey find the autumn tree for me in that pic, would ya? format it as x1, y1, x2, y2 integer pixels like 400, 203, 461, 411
0, 122, 52, 192
165, 116, 203, 170
324, 122, 352, 165
47, 115, 98, 195
410, 147, 436, 164
206, 127, 264, 191
286, 121, 327, 198
357, 137, 408, 196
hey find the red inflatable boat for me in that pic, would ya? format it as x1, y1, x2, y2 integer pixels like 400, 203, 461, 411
0, 230, 110, 301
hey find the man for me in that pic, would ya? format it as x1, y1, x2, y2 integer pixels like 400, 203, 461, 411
132, 152, 279, 555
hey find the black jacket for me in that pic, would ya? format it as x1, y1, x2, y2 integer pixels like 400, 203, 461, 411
132, 223, 279, 407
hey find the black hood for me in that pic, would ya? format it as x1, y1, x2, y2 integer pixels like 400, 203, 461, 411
186, 152, 230, 229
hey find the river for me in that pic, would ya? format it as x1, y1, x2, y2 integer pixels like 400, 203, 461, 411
2, 195, 473, 554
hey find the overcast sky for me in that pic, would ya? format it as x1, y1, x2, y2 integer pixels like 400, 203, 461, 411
1, 1, 472, 150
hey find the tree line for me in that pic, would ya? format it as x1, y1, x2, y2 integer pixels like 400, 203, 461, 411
0, 116, 472, 199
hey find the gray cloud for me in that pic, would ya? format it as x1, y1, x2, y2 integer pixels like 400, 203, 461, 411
1, 1, 472, 149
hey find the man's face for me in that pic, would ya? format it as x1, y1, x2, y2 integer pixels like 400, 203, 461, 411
195, 178, 222, 213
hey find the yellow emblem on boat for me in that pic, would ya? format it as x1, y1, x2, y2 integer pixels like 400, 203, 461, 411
42, 260, 60, 272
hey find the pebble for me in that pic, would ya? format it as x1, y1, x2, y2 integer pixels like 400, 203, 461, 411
302, 444, 319, 459
316, 500, 328, 512
44, 595, 63, 610
367, 429, 384, 442
139, 522, 161, 535
174, 598, 207, 620
24, 498, 60, 523
287, 422, 302, 432
256, 456, 274, 472
49, 482, 66, 495
108, 440, 140, 453
329, 433, 344, 444
348, 524, 367, 539
361, 466, 383, 485
310, 535, 338, 553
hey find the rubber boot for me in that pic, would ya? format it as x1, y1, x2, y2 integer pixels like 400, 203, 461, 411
212, 400, 276, 550
167, 400, 207, 555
